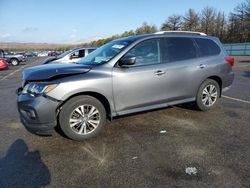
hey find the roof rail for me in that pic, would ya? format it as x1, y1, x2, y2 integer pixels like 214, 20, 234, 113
155, 31, 207, 36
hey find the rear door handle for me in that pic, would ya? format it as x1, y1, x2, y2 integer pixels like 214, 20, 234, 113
154, 70, 165, 75
198, 64, 206, 69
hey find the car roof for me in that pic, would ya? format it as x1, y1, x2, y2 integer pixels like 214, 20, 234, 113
72, 46, 97, 51
115, 32, 215, 43
115, 34, 155, 43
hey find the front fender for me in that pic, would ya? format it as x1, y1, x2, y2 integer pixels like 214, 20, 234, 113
46, 71, 115, 114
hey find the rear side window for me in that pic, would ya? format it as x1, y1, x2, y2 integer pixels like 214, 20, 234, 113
195, 38, 221, 57
165, 37, 197, 62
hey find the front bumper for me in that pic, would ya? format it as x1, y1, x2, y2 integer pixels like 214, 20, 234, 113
17, 92, 59, 135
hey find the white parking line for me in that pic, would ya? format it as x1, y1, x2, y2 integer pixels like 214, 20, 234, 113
222, 95, 250, 104
0, 66, 25, 82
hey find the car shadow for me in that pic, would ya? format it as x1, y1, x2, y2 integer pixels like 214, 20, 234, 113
111, 102, 200, 121
174, 102, 200, 111
112, 106, 174, 120
0, 139, 51, 187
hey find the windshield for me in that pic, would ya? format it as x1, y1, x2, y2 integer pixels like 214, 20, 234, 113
77, 40, 131, 65
57, 49, 74, 58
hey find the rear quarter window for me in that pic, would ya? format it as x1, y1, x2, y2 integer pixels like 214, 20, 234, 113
195, 38, 221, 57
164, 37, 197, 62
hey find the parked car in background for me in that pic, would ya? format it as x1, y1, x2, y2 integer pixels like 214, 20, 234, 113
25, 52, 37, 57
37, 52, 48, 57
0, 49, 26, 66
48, 51, 58, 56
0, 58, 8, 70
43, 46, 97, 64
17, 31, 234, 141
47, 51, 63, 56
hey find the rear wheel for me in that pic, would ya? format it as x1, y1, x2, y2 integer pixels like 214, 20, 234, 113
196, 79, 220, 111
10, 58, 19, 66
59, 96, 106, 141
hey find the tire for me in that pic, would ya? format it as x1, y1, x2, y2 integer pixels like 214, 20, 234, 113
59, 95, 106, 141
10, 58, 19, 66
196, 79, 220, 111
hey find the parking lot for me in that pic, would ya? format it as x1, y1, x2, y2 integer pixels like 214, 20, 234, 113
0, 57, 249, 187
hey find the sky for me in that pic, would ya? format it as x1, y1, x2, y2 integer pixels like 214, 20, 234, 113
0, 0, 245, 44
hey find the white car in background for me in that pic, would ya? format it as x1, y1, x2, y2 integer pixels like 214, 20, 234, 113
37, 52, 48, 57
43, 46, 97, 64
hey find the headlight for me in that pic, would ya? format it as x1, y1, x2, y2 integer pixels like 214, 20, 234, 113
22, 83, 57, 95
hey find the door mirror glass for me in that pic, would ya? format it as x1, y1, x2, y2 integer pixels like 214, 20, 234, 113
119, 56, 136, 66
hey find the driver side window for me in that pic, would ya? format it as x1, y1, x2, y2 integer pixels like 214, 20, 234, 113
124, 39, 161, 67
71, 51, 79, 58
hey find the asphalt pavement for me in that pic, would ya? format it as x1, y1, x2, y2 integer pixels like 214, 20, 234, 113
0, 57, 249, 187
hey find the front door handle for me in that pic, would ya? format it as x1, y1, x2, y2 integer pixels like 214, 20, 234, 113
154, 70, 165, 75
198, 64, 206, 69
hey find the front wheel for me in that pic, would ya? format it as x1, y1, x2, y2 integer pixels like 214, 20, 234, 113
59, 96, 106, 141
196, 79, 220, 111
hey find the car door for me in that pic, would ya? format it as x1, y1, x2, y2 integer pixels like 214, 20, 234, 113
112, 38, 169, 113
161, 37, 205, 102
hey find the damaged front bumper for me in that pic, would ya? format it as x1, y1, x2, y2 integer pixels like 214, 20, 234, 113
17, 88, 59, 135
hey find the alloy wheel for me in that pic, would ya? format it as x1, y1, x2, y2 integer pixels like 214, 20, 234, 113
69, 105, 100, 135
202, 84, 218, 107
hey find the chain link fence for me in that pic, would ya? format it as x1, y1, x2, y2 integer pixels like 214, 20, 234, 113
224, 43, 250, 56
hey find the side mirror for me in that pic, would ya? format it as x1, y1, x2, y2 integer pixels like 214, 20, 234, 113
118, 56, 136, 67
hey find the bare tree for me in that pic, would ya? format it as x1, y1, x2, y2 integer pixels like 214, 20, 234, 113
182, 9, 200, 31
161, 15, 182, 31
214, 11, 227, 40
233, 2, 248, 42
244, 0, 250, 41
135, 22, 158, 34
200, 6, 217, 34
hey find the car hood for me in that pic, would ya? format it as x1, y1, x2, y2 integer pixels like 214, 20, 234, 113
42, 56, 58, 64
23, 63, 92, 81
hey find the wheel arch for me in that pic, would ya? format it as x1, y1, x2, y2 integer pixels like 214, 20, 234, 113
196, 75, 222, 99
10, 57, 19, 61
207, 76, 222, 97
57, 91, 112, 121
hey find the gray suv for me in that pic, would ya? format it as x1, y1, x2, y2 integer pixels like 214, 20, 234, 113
17, 31, 234, 141
0, 49, 26, 66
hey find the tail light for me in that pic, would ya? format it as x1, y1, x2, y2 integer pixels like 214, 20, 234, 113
224, 57, 234, 67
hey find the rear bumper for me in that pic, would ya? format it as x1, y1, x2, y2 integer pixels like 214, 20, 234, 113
222, 71, 234, 92
17, 93, 59, 135
222, 86, 231, 93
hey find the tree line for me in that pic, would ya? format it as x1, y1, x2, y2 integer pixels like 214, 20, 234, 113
85, 0, 250, 47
